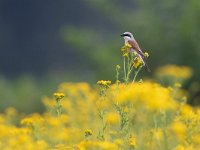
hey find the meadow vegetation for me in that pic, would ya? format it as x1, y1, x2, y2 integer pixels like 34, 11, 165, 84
0, 44, 199, 150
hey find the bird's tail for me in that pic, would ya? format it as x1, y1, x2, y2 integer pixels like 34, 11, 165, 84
131, 49, 151, 72
144, 60, 151, 72
138, 55, 151, 72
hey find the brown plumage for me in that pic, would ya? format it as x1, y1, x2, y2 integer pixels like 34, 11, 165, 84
127, 40, 151, 72
121, 32, 150, 72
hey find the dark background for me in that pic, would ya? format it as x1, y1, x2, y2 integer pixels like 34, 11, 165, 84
0, 0, 94, 77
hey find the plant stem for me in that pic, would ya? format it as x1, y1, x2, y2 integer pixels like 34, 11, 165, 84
123, 57, 127, 83
116, 68, 119, 85
56, 99, 62, 116
132, 66, 142, 83
162, 128, 168, 150
97, 110, 106, 141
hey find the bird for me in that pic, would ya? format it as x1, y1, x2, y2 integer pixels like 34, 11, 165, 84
120, 32, 150, 72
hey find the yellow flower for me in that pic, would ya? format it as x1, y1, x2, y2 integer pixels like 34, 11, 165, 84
105, 112, 120, 125
36, 140, 49, 149
121, 43, 132, 50
150, 128, 163, 141
85, 129, 93, 137
114, 82, 177, 111
174, 145, 185, 150
155, 65, 193, 79
60, 114, 70, 124
54, 144, 71, 149
133, 57, 143, 68
20, 113, 44, 127
144, 52, 149, 58
97, 80, 111, 87
129, 136, 137, 148
125, 43, 132, 48
116, 80, 120, 84
121, 43, 132, 56
97, 141, 118, 149
78, 141, 117, 150
170, 121, 186, 140
179, 104, 197, 123
174, 145, 195, 150
53, 92, 65, 99
21, 118, 34, 126
114, 139, 123, 147
192, 134, 200, 145
116, 65, 121, 70
174, 82, 182, 88
123, 53, 128, 57
124, 106, 129, 113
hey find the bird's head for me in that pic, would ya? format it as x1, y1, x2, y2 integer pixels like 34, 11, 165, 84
120, 32, 134, 40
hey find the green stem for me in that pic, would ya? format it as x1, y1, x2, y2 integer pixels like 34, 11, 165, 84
126, 54, 130, 82
116, 69, 119, 85
162, 128, 168, 150
125, 53, 134, 83
123, 57, 127, 83
56, 99, 62, 116
125, 53, 136, 83
97, 110, 106, 141
132, 66, 142, 83
127, 65, 134, 81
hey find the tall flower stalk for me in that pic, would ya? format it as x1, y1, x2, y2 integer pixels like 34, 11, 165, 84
121, 43, 148, 83
53, 92, 65, 116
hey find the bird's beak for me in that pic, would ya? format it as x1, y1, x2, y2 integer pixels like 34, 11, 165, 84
120, 34, 124, 37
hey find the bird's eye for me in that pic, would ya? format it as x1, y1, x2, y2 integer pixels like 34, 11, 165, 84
124, 34, 131, 38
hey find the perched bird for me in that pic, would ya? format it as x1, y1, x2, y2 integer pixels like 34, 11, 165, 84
120, 32, 150, 72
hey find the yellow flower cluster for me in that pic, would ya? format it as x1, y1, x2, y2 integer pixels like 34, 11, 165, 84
85, 129, 93, 137
97, 80, 111, 86
116, 65, 120, 71
53, 92, 65, 99
144, 52, 149, 58
129, 136, 137, 148
105, 112, 120, 125
121, 43, 132, 56
156, 64, 193, 79
0, 78, 200, 150
112, 82, 177, 110
97, 80, 111, 88
133, 57, 143, 68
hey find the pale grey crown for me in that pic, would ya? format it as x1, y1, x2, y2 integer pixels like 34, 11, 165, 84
121, 32, 134, 39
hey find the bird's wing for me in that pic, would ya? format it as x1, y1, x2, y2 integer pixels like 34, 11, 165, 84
128, 40, 144, 56
128, 40, 151, 72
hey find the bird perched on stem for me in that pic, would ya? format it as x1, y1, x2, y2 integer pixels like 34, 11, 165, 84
120, 32, 150, 72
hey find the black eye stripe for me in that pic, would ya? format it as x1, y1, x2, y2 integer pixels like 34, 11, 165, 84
124, 34, 132, 38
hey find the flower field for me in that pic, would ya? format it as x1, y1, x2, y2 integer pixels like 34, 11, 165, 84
0, 43, 199, 150
0, 64, 200, 150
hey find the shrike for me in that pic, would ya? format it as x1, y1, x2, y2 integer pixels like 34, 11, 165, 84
120, 32, 150, 72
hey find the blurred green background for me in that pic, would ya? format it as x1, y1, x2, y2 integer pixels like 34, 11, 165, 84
0, 0, 200, 112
